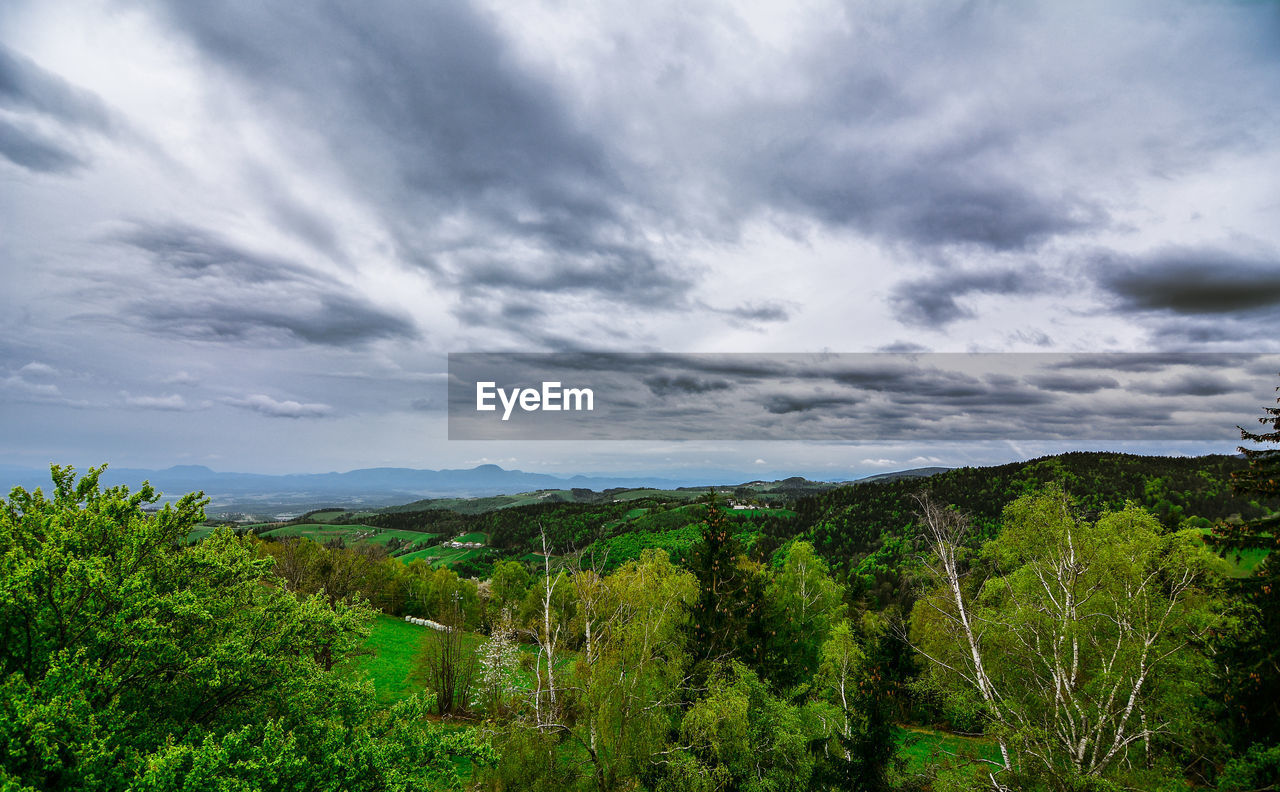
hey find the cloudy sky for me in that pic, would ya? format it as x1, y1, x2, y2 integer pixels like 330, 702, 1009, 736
2, 1, 1279, 478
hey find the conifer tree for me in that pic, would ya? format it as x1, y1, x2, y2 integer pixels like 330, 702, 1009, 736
1212, 375, 1280, 748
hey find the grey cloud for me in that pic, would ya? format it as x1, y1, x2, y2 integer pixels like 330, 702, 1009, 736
1147, 374, 1244, 398
129, 293, 416, 346
763, 393, 862, 415
0, 118, 85, 173
116, 223, 316, 284
112, 223, 417, 346
0, 44, 121, 175
890, 267, 1049, 327
877, 341, 930, 354
1050, 353, 1261, 373
644, 375, 733, 397
149, 2, 689, 323
463, 247, 692, 306
0, 44, 115, 132
720, 301, 791, 323
1027, 372, 1120, 394
766, 146, 1096, 251
1095, 247, 1280, 314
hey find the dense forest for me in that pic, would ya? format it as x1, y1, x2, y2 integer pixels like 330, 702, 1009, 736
3, 385, 1279, 790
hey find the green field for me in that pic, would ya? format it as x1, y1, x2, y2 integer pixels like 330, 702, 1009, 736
608, 489, 703, 502
401, 545, 491, 567
395, 532, 490, 566
350, 614, 573, 706
260, 523, 438, 549
346, 614, 430, 703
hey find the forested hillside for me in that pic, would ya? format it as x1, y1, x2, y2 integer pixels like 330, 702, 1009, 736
5, 441, 1278, 790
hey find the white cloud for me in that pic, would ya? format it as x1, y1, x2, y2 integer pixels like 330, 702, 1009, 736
224, 394, 332, 419
124, 393, 189, 410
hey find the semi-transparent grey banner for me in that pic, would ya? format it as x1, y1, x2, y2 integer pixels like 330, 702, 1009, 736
447, 352, 1280, 441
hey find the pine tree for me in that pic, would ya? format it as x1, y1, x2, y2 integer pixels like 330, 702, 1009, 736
1212, 374, 1280, 748
685, 492, 756, 670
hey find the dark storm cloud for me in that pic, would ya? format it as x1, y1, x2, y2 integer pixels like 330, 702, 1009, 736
644, 374, 733, 398
0, 118, 84, 173
112, 223, 417, 346
1146, 374, 1246, 398
1027, 372, 1120, 394
449, 353, 1199, 442
1049, 353, 1263, 373
763, 393, 862, 415
1095, 247, 1280, 314
889, 268, 1048, 327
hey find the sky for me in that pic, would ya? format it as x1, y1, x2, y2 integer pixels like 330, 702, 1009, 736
2, 0, 1279, 478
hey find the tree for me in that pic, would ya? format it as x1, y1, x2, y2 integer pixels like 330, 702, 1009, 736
485, 549, 695, 792
1210, 374, 1280, 749
685, 495, 762, 674
908, 487, 1225, 790
764, 540, 846, 688
475, 615, 522, 717
490, 558, 533, 621
415, 597, 479, 716
675, 661, 816, 792
809, 617, 900, 791
0, 465, 489, 790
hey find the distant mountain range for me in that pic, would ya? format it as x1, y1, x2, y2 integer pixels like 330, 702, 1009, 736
0, 462, 950, 517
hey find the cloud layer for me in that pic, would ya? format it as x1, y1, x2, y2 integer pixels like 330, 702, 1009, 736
1, 0, 1278, 472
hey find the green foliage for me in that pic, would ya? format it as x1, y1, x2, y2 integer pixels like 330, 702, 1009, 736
763, 540, 846, 688
1210, 376, 1280, 751
0, 465, 489, 791
679, 662, 816, 792
685, 497, 767, 673
910, 486, 1226, 788
1216, 741, 1280, 791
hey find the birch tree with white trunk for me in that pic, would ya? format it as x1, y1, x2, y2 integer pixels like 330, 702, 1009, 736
908, 487, 1224, 790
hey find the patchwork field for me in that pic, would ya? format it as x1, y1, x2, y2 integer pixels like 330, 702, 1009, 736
398, 532, 491, 566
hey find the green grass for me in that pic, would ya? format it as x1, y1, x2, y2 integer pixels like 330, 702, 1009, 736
349, 614, 539, 705
1196, 528, 1270, 578
895, 726, 1002, 775
346, 614, 429, 703
1221, 547, 1269, 576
